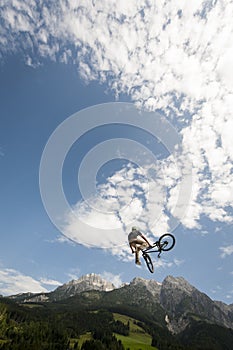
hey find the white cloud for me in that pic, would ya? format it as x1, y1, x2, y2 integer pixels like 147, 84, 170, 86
174, 258, 185, 267
56, 235, 76, 245
45, 235, 75, 246
2, 1, 232, 108
211, 285, 222, 295
220, 245, 233, 258
63, 161, 175, 255
101, 272, 123, 288
226, 294, 233, 300
39, 278, 62, 287
66, 269, 81, 281
152, 258, 173, 270
0, 268, 48, 296
1, 1, 233, 239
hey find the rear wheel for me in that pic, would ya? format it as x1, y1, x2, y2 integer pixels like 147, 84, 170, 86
159, 233, 175, 251
143, 253, 154, 273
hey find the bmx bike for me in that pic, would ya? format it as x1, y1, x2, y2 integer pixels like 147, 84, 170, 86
142, 233, 176, 273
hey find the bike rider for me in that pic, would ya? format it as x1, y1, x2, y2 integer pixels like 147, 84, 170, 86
128, 227, 152, 265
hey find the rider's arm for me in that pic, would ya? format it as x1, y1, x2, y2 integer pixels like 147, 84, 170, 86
129, 242, 135, 253
140, 234, 152, 247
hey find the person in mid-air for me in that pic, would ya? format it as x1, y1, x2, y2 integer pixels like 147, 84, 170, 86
128, 227, 152, 265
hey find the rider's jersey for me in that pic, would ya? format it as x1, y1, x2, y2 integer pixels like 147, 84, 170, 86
128, 230, 142, 242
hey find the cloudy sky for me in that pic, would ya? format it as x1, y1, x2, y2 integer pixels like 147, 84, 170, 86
0, 0, 232, 303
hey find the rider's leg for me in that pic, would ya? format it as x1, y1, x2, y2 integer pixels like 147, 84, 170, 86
134, 240, 145, 264
129, 241, 140, 265
135, 242, 149, 265
135, 245, 141, 265
130, 239, 149, 265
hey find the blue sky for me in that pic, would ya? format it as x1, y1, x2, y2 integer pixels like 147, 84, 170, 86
0, 0, 233, 303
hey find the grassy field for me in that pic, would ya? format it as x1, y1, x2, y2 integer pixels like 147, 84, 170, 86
70, 332, 92, 349
113, 313, 156, 350
113, 313, 146, 332
116, 334, 156, 350
75, 313, 157, 350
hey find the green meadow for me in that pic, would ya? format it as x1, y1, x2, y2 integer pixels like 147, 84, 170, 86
113, 313, 156, 350
76, 313, 157, 350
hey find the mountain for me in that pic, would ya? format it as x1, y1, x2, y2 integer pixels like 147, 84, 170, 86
160, 276, 233, 333
9, 273, 115, 303
50, 273, 115, 301
4, 274, 233, 350
96, 275, 233, 333
8, 274, 233, 335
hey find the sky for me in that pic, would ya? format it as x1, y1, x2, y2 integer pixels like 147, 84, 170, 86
0, 0, 233, 303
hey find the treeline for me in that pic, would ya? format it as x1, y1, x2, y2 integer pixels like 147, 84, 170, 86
81, 329, 125, 350
1, 297, 233, 350
177, 320, 233, 350
0, 301, 129, 349
0, 302, 69, 349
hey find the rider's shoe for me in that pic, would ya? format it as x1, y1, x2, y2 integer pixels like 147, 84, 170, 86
136, 260, 141, 265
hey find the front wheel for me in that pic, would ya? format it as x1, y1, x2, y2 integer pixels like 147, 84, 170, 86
159, 233, 175, 251
143, 253, 154, 273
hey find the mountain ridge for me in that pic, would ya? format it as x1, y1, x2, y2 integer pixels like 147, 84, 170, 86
7, 273, 233, 335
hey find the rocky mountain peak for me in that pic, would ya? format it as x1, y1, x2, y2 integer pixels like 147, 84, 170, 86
130, 276, 162, 300
160, 276, 193, 315
52, 273, 115, 300
6, 273, 233, 336
162, 275, 195, 295
79, 273, 116, 290
160, 275, 233, 334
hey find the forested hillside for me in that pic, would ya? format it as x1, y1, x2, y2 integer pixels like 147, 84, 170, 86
0, 297, 188, 350
1, 293, 233, 349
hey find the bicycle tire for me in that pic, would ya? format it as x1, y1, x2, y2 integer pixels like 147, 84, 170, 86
159, 233, 175, 251
143, 253, 154, 273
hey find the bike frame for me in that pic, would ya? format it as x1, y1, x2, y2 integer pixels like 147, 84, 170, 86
143, 242, 163, 255
141, 233, 176, 272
